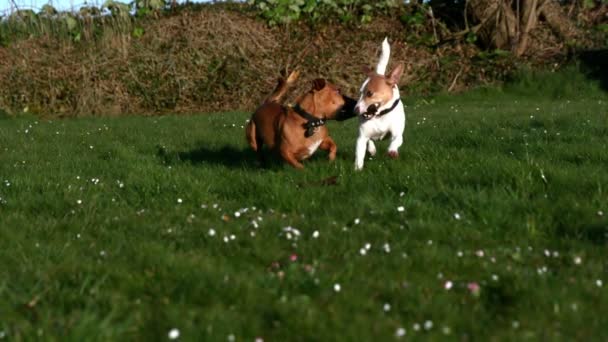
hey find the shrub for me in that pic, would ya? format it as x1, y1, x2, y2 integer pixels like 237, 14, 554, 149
247, 0, 403, 25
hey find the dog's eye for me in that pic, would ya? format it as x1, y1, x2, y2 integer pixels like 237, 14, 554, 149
365, 90, 373, 98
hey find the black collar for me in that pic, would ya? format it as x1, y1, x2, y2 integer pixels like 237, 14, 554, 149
364, 98, 401, 118
292, 104, 326, 137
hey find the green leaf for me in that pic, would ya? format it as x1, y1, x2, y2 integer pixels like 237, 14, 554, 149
133, 27, 144, 38
64, 16, 78, 31
40, 4, 58, 16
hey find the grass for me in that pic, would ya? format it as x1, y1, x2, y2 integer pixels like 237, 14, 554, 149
0, 70, 607, 341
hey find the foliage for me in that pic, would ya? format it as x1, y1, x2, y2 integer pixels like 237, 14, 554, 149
134, 0, 167, 17
247, 0, 403, 25
0, 1, 134, 46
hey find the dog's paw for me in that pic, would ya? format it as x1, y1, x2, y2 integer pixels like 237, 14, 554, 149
367, 142, 377, 156
387, 150, 399, 159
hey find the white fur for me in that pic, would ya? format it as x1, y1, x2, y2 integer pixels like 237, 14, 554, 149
354, 38, 406, 171
376, 37, 390, 75
306, 139, 323, 158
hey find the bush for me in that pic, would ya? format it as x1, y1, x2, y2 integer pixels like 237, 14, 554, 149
247, 0, 403, 25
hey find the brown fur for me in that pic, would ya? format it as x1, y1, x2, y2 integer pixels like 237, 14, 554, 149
360, 64, 404, 109
246, 74, 345, 169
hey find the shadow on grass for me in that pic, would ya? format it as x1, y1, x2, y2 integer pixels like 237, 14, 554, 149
156, 143, 347, 174
556, 220, 608, 245
579, 49, 608, 92
157, 144, 259, 169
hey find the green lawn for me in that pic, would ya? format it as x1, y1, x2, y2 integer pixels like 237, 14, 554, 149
1, 73, 607, 340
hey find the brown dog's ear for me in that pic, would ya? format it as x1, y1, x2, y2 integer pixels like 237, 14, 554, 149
387, 64, 404, 86
362, 65, 375, 77
312, 78, 326, 91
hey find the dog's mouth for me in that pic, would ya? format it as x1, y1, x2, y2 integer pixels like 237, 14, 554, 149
360, 103, 380, 119
333, 95, 358, 121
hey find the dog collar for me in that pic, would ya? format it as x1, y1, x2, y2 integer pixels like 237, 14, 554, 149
292, 104, 326, 137
365, 98, 401, 118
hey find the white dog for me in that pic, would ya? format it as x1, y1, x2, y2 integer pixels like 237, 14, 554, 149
354, 38, 405, 170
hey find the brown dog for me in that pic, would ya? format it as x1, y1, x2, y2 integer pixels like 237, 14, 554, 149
246, 72, 346, 169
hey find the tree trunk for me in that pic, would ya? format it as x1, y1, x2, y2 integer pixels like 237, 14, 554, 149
540, 0, 578, 42
514, 0, 540, 56
466, 0, 579, 56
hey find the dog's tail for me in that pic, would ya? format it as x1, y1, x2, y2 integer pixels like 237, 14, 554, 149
245, 119, 257, 151
265, 70, 300, 104
376, 37, 390, 75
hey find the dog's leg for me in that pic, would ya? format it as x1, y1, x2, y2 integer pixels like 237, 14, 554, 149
280, 148, 304, 169
355, 136, 368, 170
387, 134, 403, 159
256, 138, 267, 165
245, 120, 257, 151
319, 136, 337, 161
366, 140, 377, 156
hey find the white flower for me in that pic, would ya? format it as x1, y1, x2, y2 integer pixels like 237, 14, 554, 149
354, 218, 360, 225
383, 303, 391, 312
312, 230, 319, 238
424, 320, 433, 330
234, 211, 241, 218
383, 243, 391, 253
395, 327, 406, 337
444, 281, 453, 290
574, 256, 582, 265
397, 206, 405, 212
168, 328, 180, 339
208, 229, 216, 236
453, 212, 461, 220
596, 279, 603, 287
76, 199, 82, 205
333, 283, 341, 292
177, 198, 183, 204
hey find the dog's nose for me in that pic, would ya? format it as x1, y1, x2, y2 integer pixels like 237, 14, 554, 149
367, 104, 378, 115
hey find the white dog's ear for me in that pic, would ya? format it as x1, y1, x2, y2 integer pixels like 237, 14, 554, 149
387, 64, 404, 86
362, 65, 374, 77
